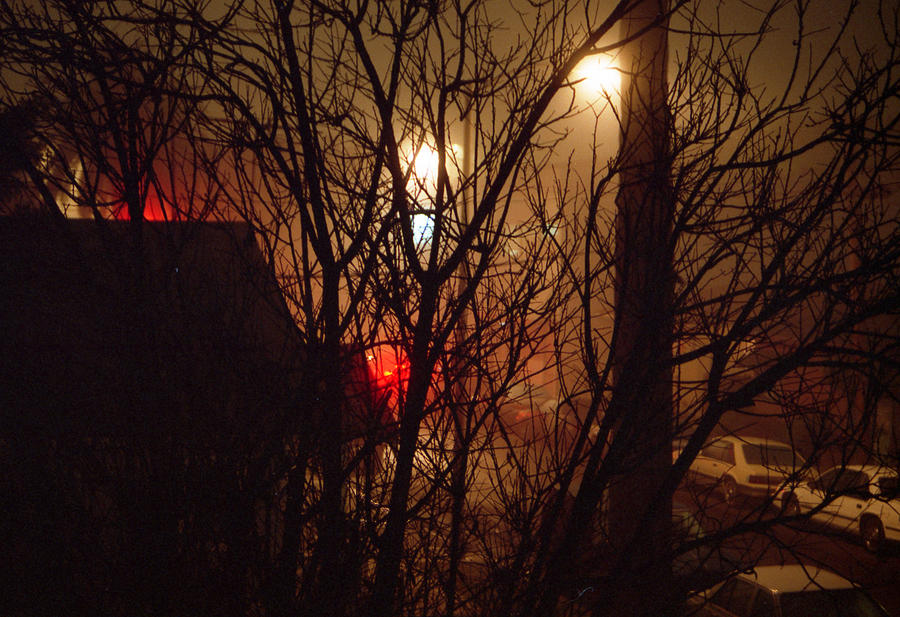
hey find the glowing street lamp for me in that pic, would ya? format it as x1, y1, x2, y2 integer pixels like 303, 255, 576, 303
573, 56, 621, 98
407, 142, 462, 187
406, 143, 439, 243
411, 143, 441, 181
405, 141, 462, 243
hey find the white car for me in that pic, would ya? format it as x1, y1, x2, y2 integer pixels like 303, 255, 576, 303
696, 564, 889, 617
690, 436, 810, 504
779, 464, 900, 552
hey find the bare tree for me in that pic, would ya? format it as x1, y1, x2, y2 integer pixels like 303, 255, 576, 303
2, 1, 899, 617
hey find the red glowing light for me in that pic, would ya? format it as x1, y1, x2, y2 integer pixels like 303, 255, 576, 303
112, 186, 172, 221
368, 345, 409, 410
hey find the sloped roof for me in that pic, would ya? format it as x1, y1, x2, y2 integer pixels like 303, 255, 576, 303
0, 213, 302, 431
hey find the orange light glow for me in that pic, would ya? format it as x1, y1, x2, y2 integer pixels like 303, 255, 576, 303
112, 186, 171, 221
368, 345, 410, 411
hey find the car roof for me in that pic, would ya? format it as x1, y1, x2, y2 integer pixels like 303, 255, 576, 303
714, 435, 792, 448
742, 565, 854, 593
828, 464, 898, 478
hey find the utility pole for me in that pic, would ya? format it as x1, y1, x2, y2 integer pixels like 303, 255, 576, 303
607, 0, 674, 614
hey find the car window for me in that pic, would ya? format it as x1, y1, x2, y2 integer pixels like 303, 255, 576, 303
740, 444, 803, 468
779, 589, 887, 617
835, 470, 872, 498
819, 469, 870, 496
702, 443, 735, 465
702, 443, 728, 463
771, 446, 801, 467
815, 468, 839, 491
711, 578, 757, 616
741, 445, 762, 465
748, 588, 774, 617
722, 444, 735, 465
877, 476, 898, 499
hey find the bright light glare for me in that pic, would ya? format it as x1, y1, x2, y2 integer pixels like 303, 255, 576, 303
574, 58, 620, 96
404, 144, 439, 243
412, 213, 434, 242
412, 144, 440, 181
408, 143, 461, 182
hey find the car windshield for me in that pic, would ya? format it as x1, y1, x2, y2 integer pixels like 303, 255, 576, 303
741, 444, 802, 468
877, 476, 899, 499
829, 470, 871, 495
779, 589, 886, 617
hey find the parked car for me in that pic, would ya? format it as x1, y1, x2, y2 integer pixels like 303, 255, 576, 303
690, 436, 811, 505
672, 503, 748, 593
779, 464, 900, 552
694, 564, 889, 617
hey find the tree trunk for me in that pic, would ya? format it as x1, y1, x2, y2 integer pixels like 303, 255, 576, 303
606, 1, 675, 615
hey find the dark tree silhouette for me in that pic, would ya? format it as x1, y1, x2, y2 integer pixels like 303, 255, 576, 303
1, 1, 899, 616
